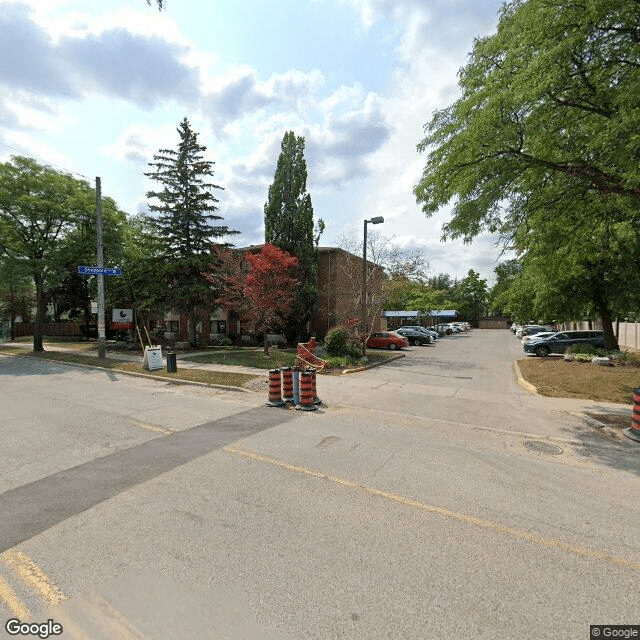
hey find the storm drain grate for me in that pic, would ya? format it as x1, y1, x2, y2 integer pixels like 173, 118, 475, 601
523, 440, 564, 455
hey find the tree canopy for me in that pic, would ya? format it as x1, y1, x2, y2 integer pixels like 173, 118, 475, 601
415, 0, 640, 348
0, 157, 102, 351
264, 131, 321, 343
415, 0, 640, 242
145, 118, 239, 345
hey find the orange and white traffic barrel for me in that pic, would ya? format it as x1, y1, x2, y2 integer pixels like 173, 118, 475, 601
281, 366, 294, 402
296, 371, 318, 411
624, 387, 640, 443
266, 369, 285, 407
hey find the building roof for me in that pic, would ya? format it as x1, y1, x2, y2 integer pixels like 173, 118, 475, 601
383, 311, 421, 318
429, 310, 458, 317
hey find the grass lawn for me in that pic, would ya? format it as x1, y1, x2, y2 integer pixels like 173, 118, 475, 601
0, 348, 258, 388
183, 349, 298, 369
518, 356, 640, 404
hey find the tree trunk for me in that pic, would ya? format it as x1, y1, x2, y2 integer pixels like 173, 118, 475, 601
263, 329, 270, 357
188, 313, 197, 347
597, 302, 619, 352
33, 274, 45, 352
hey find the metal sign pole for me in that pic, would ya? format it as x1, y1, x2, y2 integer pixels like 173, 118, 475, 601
96, 177, 106, 359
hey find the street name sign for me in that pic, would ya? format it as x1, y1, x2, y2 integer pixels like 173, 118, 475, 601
78, 266, 122, 276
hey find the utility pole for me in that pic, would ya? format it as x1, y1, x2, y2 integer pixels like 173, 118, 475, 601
362, 216, 384, 357
96, 177, 106, 359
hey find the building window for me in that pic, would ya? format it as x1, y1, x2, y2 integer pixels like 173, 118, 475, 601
165, 320, 178, 333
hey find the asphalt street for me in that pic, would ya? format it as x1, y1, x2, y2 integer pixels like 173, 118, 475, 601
0, 331, 638, 639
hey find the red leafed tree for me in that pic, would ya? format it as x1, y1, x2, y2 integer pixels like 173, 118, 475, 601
214, 243, 299, 355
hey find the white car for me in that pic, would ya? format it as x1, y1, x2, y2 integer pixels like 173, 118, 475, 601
522, 331, 556, 344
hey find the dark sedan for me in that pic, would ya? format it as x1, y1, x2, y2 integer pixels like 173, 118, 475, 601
523, 330, 605, 356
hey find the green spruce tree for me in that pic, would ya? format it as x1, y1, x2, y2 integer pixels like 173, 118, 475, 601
145, 118, 239, 346
264, 131, 322, 344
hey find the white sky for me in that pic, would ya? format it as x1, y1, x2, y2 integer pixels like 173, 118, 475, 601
0, 0, 507, 284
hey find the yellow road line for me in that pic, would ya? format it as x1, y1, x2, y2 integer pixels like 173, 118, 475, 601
0, 574, 30, 619
1, 550, 67, 606
222, 446, 640, 573
128, 419, 174, 436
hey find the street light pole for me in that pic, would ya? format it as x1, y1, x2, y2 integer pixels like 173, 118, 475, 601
362, 216, 384, 357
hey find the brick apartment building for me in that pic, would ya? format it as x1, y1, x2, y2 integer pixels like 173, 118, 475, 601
164, 246, 384, 344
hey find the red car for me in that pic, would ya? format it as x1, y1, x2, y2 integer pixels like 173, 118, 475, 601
366, 331, 408, 350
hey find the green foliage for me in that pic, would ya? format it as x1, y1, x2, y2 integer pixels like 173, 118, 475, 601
210, 334, 232, 347
415, 0, 640, 348
566, 344, 607, 357
452, 270, 488, 323
264, 131, 321, 342
325, 326, 360, 358
0, 156, 101, 351
145, 118, 240, 346
326, 355, 358, 368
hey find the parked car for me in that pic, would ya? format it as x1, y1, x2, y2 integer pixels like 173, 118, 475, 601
516, 324, 551, 338
510, 322, 519, 333
436, 323, 459, 335
395, 327, 430, 345
523, 330, 605, 356
521, 331, 556, 344
367, 331, 408, 350
404, 326, 438, 342
520, 325, 555, 339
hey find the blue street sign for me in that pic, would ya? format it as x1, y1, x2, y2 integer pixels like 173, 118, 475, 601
78, 266, 122, 276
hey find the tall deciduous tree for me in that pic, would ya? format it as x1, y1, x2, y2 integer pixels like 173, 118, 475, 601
452, 270, 488, 326
264, 131, 322, 344
211, 244, 298, 356
145, 117, 239, 345
0, 157, 96, 351
415, 0, 640, 348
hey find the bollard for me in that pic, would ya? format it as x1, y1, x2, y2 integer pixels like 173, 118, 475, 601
292, 367, 301, 407
307, 367, 322, 405
296, 370, 318, 411
623, 387, 640, 443
266, 369, 286, 407
281, 366, 294, 402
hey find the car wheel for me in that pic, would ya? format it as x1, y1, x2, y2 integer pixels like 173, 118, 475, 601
388, 343, 398, 350
535, 345, 550, 357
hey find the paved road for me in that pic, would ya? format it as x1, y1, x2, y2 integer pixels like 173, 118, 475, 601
0, 331, 638, 639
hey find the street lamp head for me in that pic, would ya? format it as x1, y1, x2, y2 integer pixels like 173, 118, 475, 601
369, 216, 384, 225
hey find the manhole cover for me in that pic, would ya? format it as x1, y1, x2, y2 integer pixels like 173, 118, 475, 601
523, 440, 563, 455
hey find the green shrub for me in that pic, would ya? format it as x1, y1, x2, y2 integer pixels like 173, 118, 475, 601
325, 326, 360, 358
566, 344, 606, 356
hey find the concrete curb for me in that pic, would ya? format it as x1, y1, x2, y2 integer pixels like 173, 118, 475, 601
513, 360, 539, 395
341, 353, 405, 375
0, 350, 254, 393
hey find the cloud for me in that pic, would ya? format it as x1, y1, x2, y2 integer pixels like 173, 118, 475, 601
60, 29, 200, 107
306, 90, 392, 188
0, 2, 200, 107
203, 68, 324, 131
0, 3, 77, 97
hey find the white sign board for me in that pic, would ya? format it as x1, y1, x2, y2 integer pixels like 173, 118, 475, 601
112, 308, 134, 329
142, 346, 164, 371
